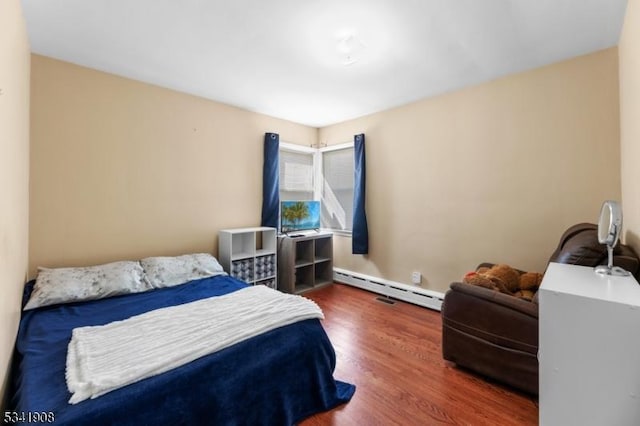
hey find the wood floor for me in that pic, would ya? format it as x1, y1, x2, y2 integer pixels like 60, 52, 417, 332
299, 284, 538, 426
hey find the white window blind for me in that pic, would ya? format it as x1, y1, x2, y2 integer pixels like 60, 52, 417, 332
321, 147, 354, 232
279, 150, 314, 201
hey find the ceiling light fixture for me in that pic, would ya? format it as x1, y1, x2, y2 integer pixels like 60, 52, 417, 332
336, 32, 366, 66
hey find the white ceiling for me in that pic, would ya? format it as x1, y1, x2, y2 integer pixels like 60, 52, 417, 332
21, 0, 628, 127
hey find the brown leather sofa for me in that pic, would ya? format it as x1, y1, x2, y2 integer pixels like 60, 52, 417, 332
441, 223, 640, 395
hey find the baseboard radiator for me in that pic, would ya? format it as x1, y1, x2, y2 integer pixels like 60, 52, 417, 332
333, 268, 444, 311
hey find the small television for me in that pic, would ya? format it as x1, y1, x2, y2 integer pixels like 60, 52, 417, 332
280, 201, 321, 234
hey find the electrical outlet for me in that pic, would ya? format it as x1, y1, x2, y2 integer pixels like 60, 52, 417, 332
411, 271, 421, 284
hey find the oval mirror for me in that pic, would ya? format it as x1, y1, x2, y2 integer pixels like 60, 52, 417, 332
595, 200, 629, 276
597, 200, 621, 247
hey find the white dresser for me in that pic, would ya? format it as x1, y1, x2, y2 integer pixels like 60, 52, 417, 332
539, 262, 640, 426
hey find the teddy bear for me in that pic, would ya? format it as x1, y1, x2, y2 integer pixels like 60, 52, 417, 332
462, 264, 543, 302
513, 271, 543, 301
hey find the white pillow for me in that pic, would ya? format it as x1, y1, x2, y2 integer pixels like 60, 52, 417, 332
24, 261, 149, 310
140, 253, 226, 288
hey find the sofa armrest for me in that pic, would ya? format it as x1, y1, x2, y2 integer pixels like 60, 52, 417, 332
448, 282, 538, 318
442, 282, 538, 353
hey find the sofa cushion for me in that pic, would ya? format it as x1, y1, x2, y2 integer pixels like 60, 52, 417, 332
443, 283, 538, 352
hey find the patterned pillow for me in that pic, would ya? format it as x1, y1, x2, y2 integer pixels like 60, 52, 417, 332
140, 253, 226, 288
24, 261, 149, 310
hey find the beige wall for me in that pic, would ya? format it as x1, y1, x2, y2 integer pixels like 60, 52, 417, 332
320, 49, 621, 293
0, 0, 30, 406
30, 55, 316, 275
620, 0, 640, 254
30, 45, 623, 296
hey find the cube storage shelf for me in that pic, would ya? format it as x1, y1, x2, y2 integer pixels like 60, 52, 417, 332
278, 232, 333, 294
218, 227, 277, 289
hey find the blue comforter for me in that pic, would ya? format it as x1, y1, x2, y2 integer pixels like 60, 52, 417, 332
11, 276, 354, 425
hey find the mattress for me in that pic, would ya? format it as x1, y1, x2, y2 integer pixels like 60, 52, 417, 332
10, 275, 354, 425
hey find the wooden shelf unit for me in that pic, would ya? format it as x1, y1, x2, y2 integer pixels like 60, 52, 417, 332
278, 232, 333, 294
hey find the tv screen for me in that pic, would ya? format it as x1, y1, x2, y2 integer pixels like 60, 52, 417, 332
281, 201, 320, 233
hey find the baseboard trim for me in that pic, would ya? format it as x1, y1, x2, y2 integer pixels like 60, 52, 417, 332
333, 268, 444, 311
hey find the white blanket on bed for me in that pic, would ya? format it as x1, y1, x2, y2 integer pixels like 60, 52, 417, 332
66, 285, 323, 404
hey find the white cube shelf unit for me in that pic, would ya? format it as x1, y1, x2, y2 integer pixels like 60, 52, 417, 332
218, 227, 277, 289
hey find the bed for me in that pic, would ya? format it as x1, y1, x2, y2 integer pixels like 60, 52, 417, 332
10, 271, 354, 425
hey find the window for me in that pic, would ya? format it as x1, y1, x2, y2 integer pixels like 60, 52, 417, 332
279, 142, 354, 233
320, 146, 354, 232
279, 148, 314, 201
